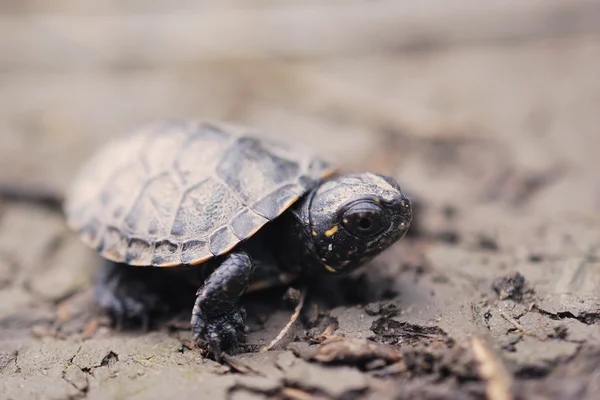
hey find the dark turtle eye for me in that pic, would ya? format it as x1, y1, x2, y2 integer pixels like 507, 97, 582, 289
341, 201, 390, 238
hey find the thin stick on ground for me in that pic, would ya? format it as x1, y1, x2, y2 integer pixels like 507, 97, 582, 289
471, 337, 513, 400
499, 311, 542, 339
260, 287, 307, 352
499, 311, 524, 331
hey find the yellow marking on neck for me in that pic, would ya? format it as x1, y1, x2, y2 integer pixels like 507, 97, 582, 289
324, 225, 339, 237
324, 264, 337, 273
312, 230, 318, 236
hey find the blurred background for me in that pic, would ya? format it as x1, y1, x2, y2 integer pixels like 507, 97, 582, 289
1, 0, 599, 224
1, 2, 600, 399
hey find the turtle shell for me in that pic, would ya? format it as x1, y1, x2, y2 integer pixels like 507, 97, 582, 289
65, 120, 334, 267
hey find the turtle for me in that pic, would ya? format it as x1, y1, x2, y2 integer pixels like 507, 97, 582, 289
64, 120, 412, 355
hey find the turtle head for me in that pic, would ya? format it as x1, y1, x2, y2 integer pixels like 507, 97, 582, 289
290, 173, 412, 275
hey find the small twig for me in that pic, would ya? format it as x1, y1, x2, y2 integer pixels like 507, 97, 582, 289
499, 311, 543, 339
471, 337, 513, 400
281, 387, 317, 400
82, 318, 100, 339
221, 354, 262, 376
499, 311, 524, 331
260, 287, 307, 352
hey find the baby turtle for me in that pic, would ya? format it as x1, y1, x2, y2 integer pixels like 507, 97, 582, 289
65, 120, 412, 355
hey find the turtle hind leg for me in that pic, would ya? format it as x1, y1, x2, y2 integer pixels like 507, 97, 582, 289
192, 251, 255, 357
95, 261, 185, 330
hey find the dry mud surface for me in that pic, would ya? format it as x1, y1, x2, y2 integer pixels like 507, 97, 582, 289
1, 2, 600, 399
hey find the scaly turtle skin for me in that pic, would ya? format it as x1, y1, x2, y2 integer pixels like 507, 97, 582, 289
65, 120, 412, 356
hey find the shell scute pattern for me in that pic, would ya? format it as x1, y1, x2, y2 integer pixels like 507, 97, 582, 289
173, 124, 231, 186
229, 208, 269, 241
78, 217, 103, 248
181, 239, 211, 265
250, 183, 307, 220
65, 121, 333, 267
124, 172, 180, 236
99, 227, 128, 262
152, 239, 181, 266
139, 123, 190, 176
173, 177, 243, 238
216, 136, 301, 205
208, 226, 240, 256
99, 162, 147, 222
126, 238, 154, 266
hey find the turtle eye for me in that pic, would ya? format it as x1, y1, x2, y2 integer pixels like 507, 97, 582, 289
341, 201, 390, 238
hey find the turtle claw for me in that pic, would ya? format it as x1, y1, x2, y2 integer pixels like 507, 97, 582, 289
191, 305, 247, 356
191, 251, 253, 356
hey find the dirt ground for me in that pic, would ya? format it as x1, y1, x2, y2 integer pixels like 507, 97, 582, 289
1, 1, 600, 399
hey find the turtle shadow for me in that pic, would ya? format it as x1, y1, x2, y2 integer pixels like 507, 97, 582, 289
309, 272, 398, 308
50, 261, 399, 347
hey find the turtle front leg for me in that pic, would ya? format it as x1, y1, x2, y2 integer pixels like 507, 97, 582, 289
192, 251, 255, 356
